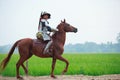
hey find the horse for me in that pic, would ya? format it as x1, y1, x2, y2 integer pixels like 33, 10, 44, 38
0, 19, 78, 79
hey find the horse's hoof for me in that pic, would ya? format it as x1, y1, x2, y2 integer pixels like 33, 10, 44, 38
62, 69, 67, 75
62, 71, 65, 75
51, 75, 57, 78
17, 76, 24, 80
25, 73, 28, 76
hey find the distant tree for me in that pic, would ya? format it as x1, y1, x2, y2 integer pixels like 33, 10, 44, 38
116, 32, 120, 44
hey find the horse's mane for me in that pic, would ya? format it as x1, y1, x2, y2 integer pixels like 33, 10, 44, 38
52, 23, 61, 39
51, 23, 66, 46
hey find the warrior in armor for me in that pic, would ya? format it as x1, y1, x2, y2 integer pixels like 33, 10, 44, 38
37, 12, 58, 54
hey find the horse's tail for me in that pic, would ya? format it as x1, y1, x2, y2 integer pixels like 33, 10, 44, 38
0, 40, 20, 71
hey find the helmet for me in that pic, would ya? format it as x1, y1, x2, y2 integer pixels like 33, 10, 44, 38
40, 12, 51, 19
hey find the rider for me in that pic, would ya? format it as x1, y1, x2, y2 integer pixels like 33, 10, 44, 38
38, 12, 58, 54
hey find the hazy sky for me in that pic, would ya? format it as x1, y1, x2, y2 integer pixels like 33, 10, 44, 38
0, 0, 120, 45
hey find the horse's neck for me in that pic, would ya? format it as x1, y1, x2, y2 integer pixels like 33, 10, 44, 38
52, 31, 66, 46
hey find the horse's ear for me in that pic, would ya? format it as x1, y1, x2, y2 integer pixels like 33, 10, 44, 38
63, 19, 66, 23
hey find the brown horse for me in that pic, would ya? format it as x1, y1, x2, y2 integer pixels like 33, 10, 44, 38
0, 19, 78, 79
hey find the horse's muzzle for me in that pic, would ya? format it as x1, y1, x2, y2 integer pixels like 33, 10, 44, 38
74, 28, 78, 33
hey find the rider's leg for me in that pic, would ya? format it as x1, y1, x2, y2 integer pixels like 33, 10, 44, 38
43, 40, 53, 54
43, 28, 58, 54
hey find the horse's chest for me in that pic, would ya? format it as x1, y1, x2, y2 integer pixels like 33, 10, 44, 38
54, 44, 64, 54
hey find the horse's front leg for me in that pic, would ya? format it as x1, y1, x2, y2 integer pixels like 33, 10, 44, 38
55, 54, 69, 75
51, 56, 57, 78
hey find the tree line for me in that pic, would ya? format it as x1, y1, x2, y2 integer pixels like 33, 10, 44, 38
64, 33, 120, 53
64, 42, 120, 53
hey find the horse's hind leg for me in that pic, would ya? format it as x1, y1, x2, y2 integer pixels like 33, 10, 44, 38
21, 54, 33, 76
16, 54, 32, 79
16, 57, 26, 79
21, 63, 28, 76
16, 53, 30, 78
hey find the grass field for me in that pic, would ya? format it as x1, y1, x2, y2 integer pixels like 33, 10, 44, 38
0, 53, 120, 77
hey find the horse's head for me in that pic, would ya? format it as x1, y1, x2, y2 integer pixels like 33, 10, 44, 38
57, 19, 78, 33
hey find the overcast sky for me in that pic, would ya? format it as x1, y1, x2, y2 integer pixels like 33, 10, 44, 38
0, 0, 120, 45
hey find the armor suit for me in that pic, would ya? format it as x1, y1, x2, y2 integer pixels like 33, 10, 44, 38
37, 12, 58, 54
38, 19, 51, 41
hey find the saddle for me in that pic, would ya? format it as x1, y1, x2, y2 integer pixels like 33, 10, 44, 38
33, 38, 49, 44
34, 32, 50, 44
33, 39, 53, 56
35, 32, 53, 54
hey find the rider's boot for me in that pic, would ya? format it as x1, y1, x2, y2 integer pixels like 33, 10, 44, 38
43, 40, 53, 54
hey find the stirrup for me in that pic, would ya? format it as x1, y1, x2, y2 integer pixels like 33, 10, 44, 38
43, 49, 50, 54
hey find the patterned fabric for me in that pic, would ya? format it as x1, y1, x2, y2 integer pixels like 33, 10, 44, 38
38, 19, 51, 41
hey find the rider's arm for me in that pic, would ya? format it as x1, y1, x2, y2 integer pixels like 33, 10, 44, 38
41, 19, 58, 32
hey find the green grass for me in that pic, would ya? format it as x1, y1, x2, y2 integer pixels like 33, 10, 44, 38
0, 53, 120, 76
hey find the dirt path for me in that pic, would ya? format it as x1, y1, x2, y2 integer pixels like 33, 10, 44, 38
0, 74, 120, 80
